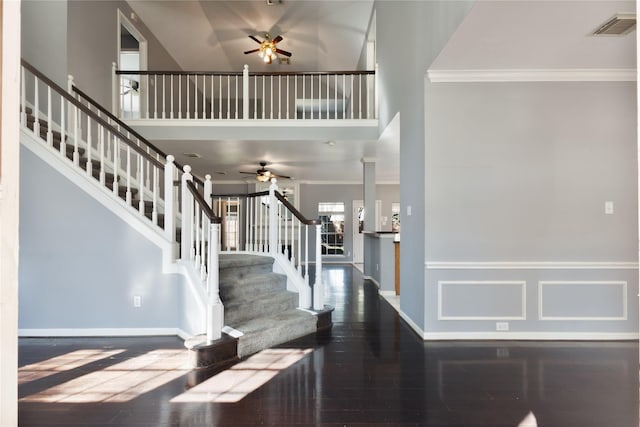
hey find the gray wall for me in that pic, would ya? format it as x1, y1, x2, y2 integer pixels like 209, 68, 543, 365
22, 0, 69, 87
374, 1, 474, 329
68, 0, 181, 110
424, 80, 638, 335
19, 145, 186, 332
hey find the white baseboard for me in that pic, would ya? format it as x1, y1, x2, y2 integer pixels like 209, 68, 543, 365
363, 275, 381, 289
421, 331, 639, 341
18, 328, 191, 340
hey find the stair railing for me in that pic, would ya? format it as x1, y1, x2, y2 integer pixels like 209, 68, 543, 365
20, 60, 170, 231
181, 168, 223, 341
22, 59, 224, 341
114, 64, 376, 121
212, 179, 324, 310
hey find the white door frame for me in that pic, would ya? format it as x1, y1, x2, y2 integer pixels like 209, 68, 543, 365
117, 10, 147, 117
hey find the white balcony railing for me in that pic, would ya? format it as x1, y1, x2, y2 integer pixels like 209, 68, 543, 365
114, 64, 376, 121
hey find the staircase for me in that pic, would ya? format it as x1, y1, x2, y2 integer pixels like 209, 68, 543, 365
20, 59, 332, 372
219, 254, 318, 358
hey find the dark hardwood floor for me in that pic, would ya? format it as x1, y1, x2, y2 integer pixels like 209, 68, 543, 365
19, 265, 639, 426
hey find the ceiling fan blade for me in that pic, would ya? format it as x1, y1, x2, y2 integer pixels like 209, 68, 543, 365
272, 173, 292, 179
272, 35, 283, 44
248, 35, 262, 44
244, 48, 260, 55
275, 48, 292, 57
239, 171, 257, 175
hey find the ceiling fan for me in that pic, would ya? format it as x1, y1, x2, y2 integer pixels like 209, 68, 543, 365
244, 33, 292, 64
240, 161, 292, 182
121, 78, 139, 95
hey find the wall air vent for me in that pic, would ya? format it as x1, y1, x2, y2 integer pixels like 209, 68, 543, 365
592, 13, 636, 36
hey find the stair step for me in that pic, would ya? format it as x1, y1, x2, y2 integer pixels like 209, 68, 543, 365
225, 290, 298, 326
219, 254, 274, 281
235, 309, 317, 358
219, 272, 287, 303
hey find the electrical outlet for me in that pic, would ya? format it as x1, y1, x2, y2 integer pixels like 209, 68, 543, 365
133, 295, 141, 307
496, 322, 509, 331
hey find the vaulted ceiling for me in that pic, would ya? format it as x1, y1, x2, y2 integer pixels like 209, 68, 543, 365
124, 1, 636, 184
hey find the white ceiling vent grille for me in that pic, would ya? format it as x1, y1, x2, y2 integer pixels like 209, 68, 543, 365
592, 13, 636, 36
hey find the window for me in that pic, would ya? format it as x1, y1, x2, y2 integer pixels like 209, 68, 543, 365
318, 202, 345, 255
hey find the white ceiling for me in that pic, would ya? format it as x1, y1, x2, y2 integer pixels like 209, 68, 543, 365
126, 0, 385, 183
431, 0, 636, 70
125, 0, 637, 184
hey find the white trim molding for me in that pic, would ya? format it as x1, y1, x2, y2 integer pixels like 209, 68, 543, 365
426, 261, 638, 270
438, 280, 526, 321
422, 331, 639, 341
427, 68, 637, 83
538, 281, 628, 321
18, 328, 192, 340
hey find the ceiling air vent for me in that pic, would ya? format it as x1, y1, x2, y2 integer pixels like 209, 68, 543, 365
592, 13, 636, 36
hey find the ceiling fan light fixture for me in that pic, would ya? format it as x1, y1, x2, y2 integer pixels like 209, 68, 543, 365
256, 174, 270, 182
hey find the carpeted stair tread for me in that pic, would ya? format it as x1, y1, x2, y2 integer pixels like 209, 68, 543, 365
219, 272, 287, 302
224, 290, 298, 326
219, 254, 274, 271
235, 309, 317, 358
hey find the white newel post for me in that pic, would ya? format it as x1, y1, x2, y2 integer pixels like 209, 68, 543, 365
243, 64, 249, 120
206, 222, 223, 342
67, 74, 74, 94
112, 62, 118, 116
313, 223, 324, 310
204, 174, 213, 208
164, 156, 176, 247
181, 165, 194, 261
374, 63, 379, 120
268, 178, 278, 255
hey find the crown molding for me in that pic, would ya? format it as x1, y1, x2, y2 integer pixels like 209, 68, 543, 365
427, 68, 637, 83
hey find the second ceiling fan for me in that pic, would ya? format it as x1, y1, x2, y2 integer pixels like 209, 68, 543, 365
244, 33, 292, 64
240, 161, 292, 182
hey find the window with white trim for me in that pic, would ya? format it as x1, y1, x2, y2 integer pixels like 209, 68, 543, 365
318, 202, 345, 255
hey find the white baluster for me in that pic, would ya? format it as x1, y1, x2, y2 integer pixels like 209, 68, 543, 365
138, 156, 145, 213
296, 220, 302, 275
234, 74, 239, 119
269, 75, 273, 120
112, 135, 119, 193
218, 75, 223, 119
286, 75, 290, 119
186, 74, 191, 119
374, 64, 379, 119
268, 179, 278, 255
178, 75, 182, 119
334, 74, 338, 120
98, 125, 105, 185
170, 74, 174, 119
253, 75, 257, 120
304, 224, 309, 285
46, 87, 52, 145
313, 223, 324, 310
227, 75, 231, 119
359, 74, 363, 119
181, 165, 194, 261
310, 74, 314, 120
164, 155, 176, 243
162, 74, 166, 119
204, 174, 213, 208
125, 146, 132, 204
60, 96, 66, 155
85, 114, 92, 175
206, 222, 223, 342
194, 74, 198, 119
278, 75, 282, 119
152, 168, 159, 225
73, 105, 79, 165
242, 65, 249, 119
33, 76, 40, 136
350, 75, 354, 119
210, 74, 214, 119
111, 62, 118, 116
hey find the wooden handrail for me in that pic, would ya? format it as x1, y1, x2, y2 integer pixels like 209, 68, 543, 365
212, 191, 269, 199
117, 69, 375, 77
71, 83, 205, 187
21, 59, 164, 170
187, 181, 221, 224
274, 192, 320, 225
212, 191, 319, 225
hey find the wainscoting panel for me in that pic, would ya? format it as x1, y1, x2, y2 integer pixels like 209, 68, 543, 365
438, 281, 526, 320
539, 281, 627, 321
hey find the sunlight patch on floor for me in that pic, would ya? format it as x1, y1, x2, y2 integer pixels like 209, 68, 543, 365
518, 411, 538, 427
20, 349, 189, 403
18, 349, 125, 385
171, 348, 312, 404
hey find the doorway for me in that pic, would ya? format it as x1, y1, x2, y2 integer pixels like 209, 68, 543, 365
117, 11, 147, 118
